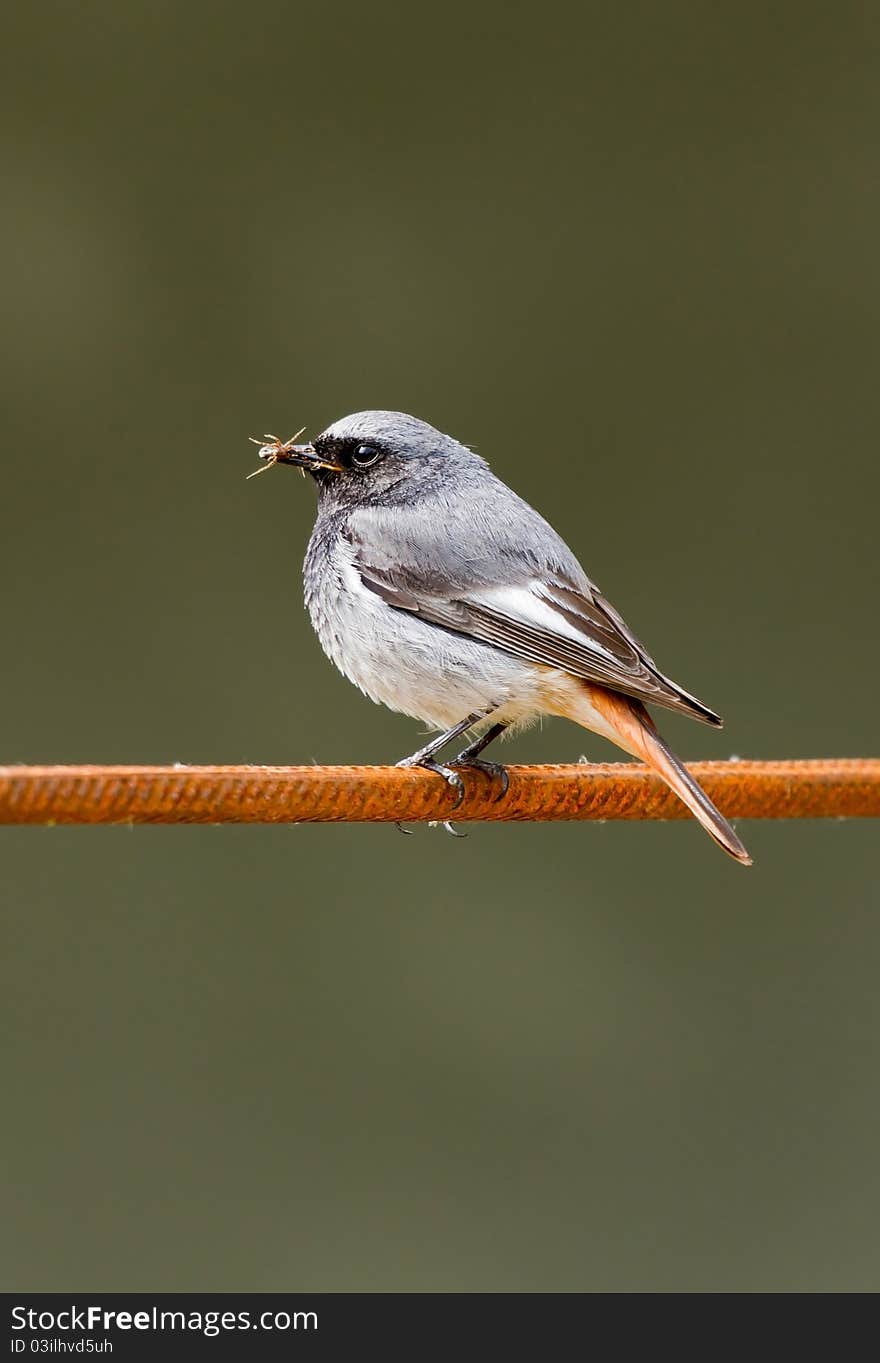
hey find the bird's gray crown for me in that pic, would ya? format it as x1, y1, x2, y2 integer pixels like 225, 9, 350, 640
317, 411, 482, 464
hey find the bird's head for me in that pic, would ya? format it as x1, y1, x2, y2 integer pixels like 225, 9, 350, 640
249, 411, 486, 506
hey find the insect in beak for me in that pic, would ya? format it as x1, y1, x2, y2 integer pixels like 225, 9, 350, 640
246, 427, 346, 478
246, 428, 308, 480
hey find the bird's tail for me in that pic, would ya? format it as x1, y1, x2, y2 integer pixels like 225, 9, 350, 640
565, 680, 752, 866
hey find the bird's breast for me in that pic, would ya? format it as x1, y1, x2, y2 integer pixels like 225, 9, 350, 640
302, 522, 545, 729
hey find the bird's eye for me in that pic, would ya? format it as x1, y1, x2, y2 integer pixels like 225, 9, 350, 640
351, 443, 381, 469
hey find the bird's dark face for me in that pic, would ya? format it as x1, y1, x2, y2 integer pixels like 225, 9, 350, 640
254, 410, 486, 509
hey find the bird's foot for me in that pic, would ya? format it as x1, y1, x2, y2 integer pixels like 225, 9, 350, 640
450, 753, 510, 798
395, 754, 466, 809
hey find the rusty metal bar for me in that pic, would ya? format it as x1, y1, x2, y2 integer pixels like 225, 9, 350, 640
0, 759, 877, 825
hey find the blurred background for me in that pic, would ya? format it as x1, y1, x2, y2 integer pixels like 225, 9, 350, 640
2, 0, 878, 1291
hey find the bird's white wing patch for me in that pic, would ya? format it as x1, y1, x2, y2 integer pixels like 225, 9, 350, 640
474, 583, 624, 663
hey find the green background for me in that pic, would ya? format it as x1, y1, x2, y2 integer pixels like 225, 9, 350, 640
3, 1, 878, 1291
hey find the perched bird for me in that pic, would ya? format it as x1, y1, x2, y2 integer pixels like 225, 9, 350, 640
252, 411, 750, 864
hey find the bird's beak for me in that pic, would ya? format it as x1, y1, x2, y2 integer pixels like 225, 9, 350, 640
246, 430, 346, 480
261, 442, 344, 473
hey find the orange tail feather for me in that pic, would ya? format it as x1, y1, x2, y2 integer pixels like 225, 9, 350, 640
579, 683, 753, 866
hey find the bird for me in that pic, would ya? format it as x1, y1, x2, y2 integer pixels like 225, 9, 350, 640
251, 410, 751, 864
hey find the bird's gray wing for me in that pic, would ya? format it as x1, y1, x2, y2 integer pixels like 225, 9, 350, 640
346, 502, 722, 726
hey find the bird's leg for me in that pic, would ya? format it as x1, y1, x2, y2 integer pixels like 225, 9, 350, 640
450, 722, 510, 796
396, 710, 496, 811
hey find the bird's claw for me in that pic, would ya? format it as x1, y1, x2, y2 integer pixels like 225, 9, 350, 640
451, 754, 510, 798
396, 755, 466, 809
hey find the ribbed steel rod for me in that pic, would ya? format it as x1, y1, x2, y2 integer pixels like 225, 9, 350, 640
0, 759, 877, 825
